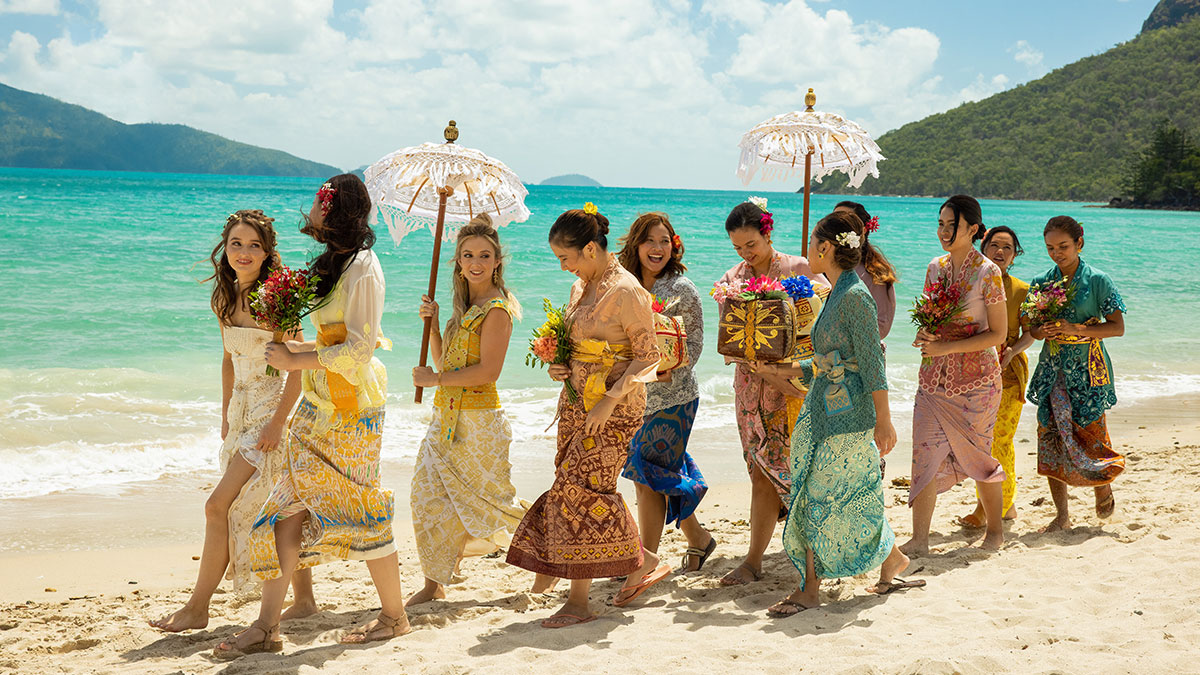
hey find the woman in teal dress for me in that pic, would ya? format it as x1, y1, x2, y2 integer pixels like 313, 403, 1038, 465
756, 211, 921, 616
1025, 216, 1126, 532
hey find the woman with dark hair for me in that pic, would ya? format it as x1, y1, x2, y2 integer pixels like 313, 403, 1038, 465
152, 210, 318, 632
833, 201, 898, 341
715, 199, 826, 587
905, 195, 1008, 555
1025, 216, 1125, 532
957, 225, 1033, 528
213, 174, 411, 658
507, 204, 668, 628
758, 210, 920, 617
616, 212, 715, 573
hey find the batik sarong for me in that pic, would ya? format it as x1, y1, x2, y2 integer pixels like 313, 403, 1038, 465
622, 398, 707, 526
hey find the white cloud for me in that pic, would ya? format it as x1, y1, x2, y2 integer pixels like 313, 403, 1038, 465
1011, 39, 1044, 69
0, 0, 1019, 188
0, 0, 59, 15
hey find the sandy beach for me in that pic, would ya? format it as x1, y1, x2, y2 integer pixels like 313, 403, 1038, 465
1, 393, 1197, 673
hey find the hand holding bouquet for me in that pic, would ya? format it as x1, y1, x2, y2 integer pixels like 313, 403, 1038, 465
249, 266, 322, 376
525, 298, 578, 402
1021, 277, 1077, 354
910, 275, 965, 365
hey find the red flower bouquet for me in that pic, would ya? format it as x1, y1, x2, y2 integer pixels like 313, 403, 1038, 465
249, 266, 322, 376
910, 275, 966, 365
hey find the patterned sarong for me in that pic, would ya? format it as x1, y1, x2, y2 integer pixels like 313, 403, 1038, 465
622, 398, 707, 526
1037, 376, 1124, 486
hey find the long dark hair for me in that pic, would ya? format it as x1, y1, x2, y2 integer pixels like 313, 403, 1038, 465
302, 173, 375, 299
939, 194, 985, 246
835, 200, 897, 287
207, 210, 281, 326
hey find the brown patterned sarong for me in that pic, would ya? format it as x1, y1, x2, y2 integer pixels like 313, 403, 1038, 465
506, 389, 644, 579
1037, 377, 1124, 486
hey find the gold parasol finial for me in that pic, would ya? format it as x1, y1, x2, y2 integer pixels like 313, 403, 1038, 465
804, 88, 816, 112
444, 120, 459, 143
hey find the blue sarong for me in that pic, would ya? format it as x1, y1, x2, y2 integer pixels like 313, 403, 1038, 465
621, 398, 707, 526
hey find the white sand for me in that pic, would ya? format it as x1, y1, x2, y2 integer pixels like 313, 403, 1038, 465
1, 395, 1198, 673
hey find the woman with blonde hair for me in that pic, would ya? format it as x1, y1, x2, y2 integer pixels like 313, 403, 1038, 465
408, 213, 529, 605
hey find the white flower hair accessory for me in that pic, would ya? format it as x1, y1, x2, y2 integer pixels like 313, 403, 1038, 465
748, 196, 768, 212
836, 231, 862, 249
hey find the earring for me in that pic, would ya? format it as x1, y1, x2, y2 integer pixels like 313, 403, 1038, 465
492, 269, 499, 284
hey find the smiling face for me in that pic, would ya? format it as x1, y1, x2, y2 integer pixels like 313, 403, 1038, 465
729, 226, 772, 270
550, 240, 598, 280
637, 223, 672, 279
226, 222, 268, 281
983, 231, 1017, 272
937, 206, 978, 253
1044, 228, 1083, 273
456, 235, 499, 287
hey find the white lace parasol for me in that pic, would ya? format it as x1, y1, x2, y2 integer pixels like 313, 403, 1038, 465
364, 125, 530, 245
737, 93, 885, 189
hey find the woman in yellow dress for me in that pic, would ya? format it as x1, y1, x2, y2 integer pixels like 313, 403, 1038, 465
407, 214, 528, 606
213, 174, 410, 659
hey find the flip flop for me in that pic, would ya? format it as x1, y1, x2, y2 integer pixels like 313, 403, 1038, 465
613, 563, 672, 607
679, 537, 717, 573
766, 599, 815, 618
541, 614, 596, 629
866, 577, 926, 595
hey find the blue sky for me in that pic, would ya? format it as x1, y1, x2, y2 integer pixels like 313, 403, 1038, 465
0, 0, 1161, 189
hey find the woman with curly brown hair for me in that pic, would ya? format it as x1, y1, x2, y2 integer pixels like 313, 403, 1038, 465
213, 175, 411, 658
152, 210, 317, 633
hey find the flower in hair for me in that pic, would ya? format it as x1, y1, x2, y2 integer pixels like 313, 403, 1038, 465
671, 234, 682, 250
583, 202, 598, 215
836, 231, 861, 249
1077, 221, 1085, 234
317, 182, 336, 215
864, 216, 879, 234
759, 212, 774, 236
748, 196, 768, 212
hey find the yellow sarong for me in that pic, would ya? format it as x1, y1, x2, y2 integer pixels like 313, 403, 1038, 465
571, 339, 633, 412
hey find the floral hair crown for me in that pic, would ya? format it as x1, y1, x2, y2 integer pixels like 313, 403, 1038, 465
583, 202, 598, 215
748, 196, 773, 236
317, 182, 336, 216
864, 216, 880, 234
836, 231, 862, 249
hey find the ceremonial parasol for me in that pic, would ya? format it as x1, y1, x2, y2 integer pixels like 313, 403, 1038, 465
364, 121, 530, 403
736, 89, 884, 255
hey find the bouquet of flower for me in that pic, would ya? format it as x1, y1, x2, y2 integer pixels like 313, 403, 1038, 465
710, 275, 791, 303
780, 274, 815, 301
1021, 277, 1077, 354
909, 275, 966, 365
249, 266, 322, 376
525, 298, 578, 402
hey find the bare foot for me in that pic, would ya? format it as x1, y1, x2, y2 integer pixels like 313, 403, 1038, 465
955, 510, 985, 529
280, 598, 318, 621
1004, 506, 1017, 521
718, 561, 762, 587
979, 531, 1004, 551
876, 546, 910, 586
1038, 516, 1071, 534
149, 604, 208, 632
405, 581, 446, 607
531, 574, 559, 594
898, 538, 928, 557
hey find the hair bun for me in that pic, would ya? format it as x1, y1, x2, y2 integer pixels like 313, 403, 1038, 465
468, 213, 494, 229
593, 213, 610, 237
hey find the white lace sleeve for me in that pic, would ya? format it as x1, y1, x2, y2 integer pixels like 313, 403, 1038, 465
316, 261, 385, 383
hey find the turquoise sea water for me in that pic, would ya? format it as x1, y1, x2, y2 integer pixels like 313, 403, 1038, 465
2, 167, 1198, 499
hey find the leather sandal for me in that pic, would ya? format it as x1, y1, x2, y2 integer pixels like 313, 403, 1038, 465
339, 611, 412, 644
211, 620, 282, 660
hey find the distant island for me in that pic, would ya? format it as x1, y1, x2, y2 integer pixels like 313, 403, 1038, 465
0, 82, 340, 177
539, 174, 603, 188
814, 0, 1200, 203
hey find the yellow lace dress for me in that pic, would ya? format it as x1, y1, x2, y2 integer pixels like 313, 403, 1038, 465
410, 297, 529, 585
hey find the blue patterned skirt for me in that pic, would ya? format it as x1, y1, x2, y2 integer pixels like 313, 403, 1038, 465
782, 407, 894, 588
621, 398, 707, 526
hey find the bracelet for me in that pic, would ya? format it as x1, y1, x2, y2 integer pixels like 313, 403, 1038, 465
437, 373, 442, 386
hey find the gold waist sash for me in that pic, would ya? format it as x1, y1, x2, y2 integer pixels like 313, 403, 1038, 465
1049, 333, 1110, 387
316, 323, 383, 416
571, 339, 633, 411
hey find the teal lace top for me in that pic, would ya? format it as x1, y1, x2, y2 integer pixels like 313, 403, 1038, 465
794, 271, 889, 445
1025, 258, 1126, 427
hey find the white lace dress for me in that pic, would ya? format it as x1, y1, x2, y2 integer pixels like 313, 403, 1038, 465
218, 325, 287, 590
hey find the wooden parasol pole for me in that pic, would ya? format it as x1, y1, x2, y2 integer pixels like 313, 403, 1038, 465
414, 121, 460, 404
800, 88, 817, 257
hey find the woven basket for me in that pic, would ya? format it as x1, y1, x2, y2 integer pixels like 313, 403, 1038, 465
654, 313, 689, 373
717, 297, 797, 362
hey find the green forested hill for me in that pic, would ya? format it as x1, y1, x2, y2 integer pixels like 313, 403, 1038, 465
0, 83, 340, 177
816, 15, 1200, 201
